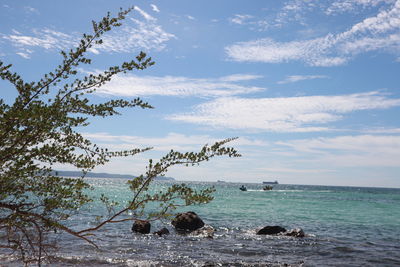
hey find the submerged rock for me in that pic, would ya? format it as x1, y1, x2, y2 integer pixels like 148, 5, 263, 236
171, 211, 205, 232
153, 227, 170, 236
285, 228, 305, 238
256, 225, 286, 235
190, 225, 215, 239
256, 225, 305, 237
131, 220, 151, 234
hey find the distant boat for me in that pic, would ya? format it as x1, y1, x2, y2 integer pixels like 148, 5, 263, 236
217, 180, 226, 183
263, 185, 273, 191
263, 180, 279, 185
239, 185, 247, 191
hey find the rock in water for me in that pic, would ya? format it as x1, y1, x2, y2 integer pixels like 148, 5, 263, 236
285, 228, 305, 237
190, 225, 215, 239
171, 211, 205, 232
256, 225, 287, 235
131, 220, 151, 234
153, 227, 170, 236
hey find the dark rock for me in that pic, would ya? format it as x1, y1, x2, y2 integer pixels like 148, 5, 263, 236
131, 220, 151, 234
256, 225, 286, 235
153, 227, 170, 236
285, 228, 305, 238
171, 211, 205, 232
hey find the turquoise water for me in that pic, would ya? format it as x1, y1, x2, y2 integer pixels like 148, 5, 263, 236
2, 179, 400, 266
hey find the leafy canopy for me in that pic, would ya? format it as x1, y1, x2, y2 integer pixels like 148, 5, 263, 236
0, 6, 240, 265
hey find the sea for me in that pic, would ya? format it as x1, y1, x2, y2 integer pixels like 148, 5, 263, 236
1, 178, 400, 266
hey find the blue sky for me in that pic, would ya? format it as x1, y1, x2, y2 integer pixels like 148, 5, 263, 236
1, 0, 399, 187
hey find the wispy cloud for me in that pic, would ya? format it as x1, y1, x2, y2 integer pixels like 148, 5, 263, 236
259, 167, 335, 174
72, 132, 260, 179
228, 14, 270, 31
16, 52, 32, 59
133, 6, 156, 21
150, 4, 160, 13
225, 36, 348, 66
276, 0, 394, 20
83, 132, 265, 152
168, 91, 400, 132
24, 6, 39, 14
219, 74, 263, 82
2, 29, 75, 50
96, 73, 265, 97
226, 1, 400, 66
278, 75, 329, 84
276, 134, 400, 167
274, 0, 316, 27
230, 14, 254, 25
325, 0, 395, 15
94, 12, 175, 53
363, 127, 400, 134
83, 7, 175, 53
2, 28, 77, 58
1, 6, 174, 58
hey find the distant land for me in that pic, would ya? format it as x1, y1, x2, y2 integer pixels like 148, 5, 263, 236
53, 170, 175, 181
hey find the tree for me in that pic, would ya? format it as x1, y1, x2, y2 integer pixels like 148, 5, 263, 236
0, 7, 240, 265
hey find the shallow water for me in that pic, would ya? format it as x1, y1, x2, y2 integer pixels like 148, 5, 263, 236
1, 179, 400, 266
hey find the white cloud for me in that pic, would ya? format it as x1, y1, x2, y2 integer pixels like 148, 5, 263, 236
273, 0, 317, 27
228, 14, 270, 31
226, 1, 400, 66
225, 36, 348, 67
2, 28, 76, 53
363, 127, 400, 134
276, 135, 400, 167
73, 132, 252, 181
87, 7, 174, 53
259, 167, 335, 174
326, 0, 395, 15
134, 6, 156, 21
230, 14, 254, 25
277, 0, 393, 20
16, 52, 31, 59
83, 132, 265, 152
340, 34, 400, 54
343, 1, 400, 35
278, 74, 328, 84
219, 74, 263, 82
1, 6, 174, 57
96, 15, 175, 53
186, 15, 195, 20
24, 6, 39, 14
167, 91, 400, 132
150, 4, 160, 13
78, 132, 400, 183
96, 73, 265, 97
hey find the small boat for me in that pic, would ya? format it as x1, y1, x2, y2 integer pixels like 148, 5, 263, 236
263, 185, 273, 191
239, 185, 247, 191
263, 180, 278, 185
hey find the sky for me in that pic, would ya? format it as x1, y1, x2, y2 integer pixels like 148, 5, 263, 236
1, 0, 399, 187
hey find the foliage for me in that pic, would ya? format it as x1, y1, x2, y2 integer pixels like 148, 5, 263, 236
0, 7, 240, 265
